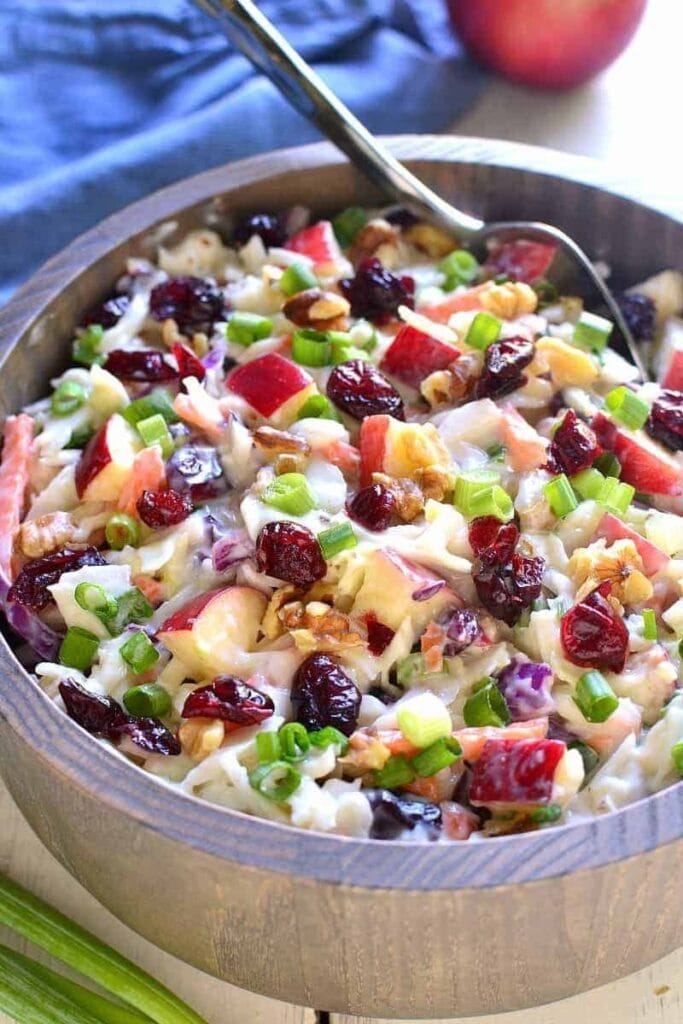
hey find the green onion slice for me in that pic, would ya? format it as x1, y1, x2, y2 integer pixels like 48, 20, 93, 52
411, 737, 462, 778
574, 670, 619, 723
317, 521, 357, 559
136, 414, 174, 459
73, 325, 105, 367
642, 608, 658, 641
544, 474, 579, 518
571, 467, 605, 501
103, 588, 154, 637
295, 394, 341, 422
463, 677, 510, 728
280, 262, 318, 297
453, 467, 499, 515
105, 513, 141, 551
122, 389, 179, 427
75, 582, 118, 621
226, 312, 273, 347
467, 484, 514, 522
605, 385, 650, 431
255, 731, 282, 764
123, 682, 170, 717
263, 472, 316, 516
438, 249, 479, 291
573, 310, 613, 353
332, 206, 367, 246
464, 311, 501, 351
671, 740, 683, 776
308, 726, 349, 754
0, 872, 207, 1024
596, 476, 635, 518
51, 380, 87, 417
593, 451, 621, 478
278, 722, 310, 762
59, 627, 99, 671
119, 633, 160, 675
290, 328, 332, 367
374, 754, 415, 789
248, 761, 302, 802
529, 803, 562, 825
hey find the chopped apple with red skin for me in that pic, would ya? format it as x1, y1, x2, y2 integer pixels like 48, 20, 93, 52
157, 585, 267, 677
592, 512, 669, 575
417, 286, 486, 325
379, 324, 459, 389
592, 411, 683, 497
284, 220, 341, 267
359, 415, 450, 486
227, 352, 317, 427
74, 413, 140, 502
661, 348, 683, 391
351, 548, 455, 633
469, 738, 566, 807
483, 239, 558, 283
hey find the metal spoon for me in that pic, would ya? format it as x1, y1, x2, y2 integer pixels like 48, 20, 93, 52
194, 0, 647, 380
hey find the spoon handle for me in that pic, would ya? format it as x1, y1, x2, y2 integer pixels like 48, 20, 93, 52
194, 0, 484, 238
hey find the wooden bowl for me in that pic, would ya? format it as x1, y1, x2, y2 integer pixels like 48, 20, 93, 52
0, 137, 681, 1019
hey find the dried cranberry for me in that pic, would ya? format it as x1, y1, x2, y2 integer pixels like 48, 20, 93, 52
348, 483, 396, 531
646, 390, 683, 452
327, 359, 405, 421
443, 608, 479, 655
103, 349, 177, 382
136, 489, 193, 528
113, 716, 181, 755
172, 342, 206, 382
166, 445, 227, 502
474, 553, 544, 626
182, 675, 274, 731
256, 521, 326, 587
560, 587, 628, 672
366, 789, 442, 840
9, 547, 106, 611
365, 615, 395, 656
339, 258, 415, 324
474, 336, 534, 400
546, 409, 602, 476
618, 292, 656, 342
59, 678, 126, 735
291, 652, 361, 735
149, 276, 226, 331
468, 517, 519, 563
81, 294, 130, 329
233, 212, 287, 249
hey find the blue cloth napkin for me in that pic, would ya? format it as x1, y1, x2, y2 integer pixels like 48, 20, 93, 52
0, 0, 488, 306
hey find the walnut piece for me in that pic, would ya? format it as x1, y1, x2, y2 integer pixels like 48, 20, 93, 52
404, 222, 457, 258
568, 538, 654, 605
480, 281, 538, 320
17, 512, 82, 559
414, 465, 454, 502
253, 426, 311, 457
179, 718, 225, 761
420, 352, 480, 409
349, 218, 399, 266
282, 288, 350, 331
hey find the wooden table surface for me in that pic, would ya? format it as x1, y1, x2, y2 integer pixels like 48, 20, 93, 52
1, 2, 681, 1022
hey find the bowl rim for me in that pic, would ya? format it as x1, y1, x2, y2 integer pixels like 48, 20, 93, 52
0, 135, 681, 891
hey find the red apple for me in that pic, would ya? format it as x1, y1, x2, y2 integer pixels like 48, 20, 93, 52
660, 350, 683, 391
227, 352, 317, 426
592, 512, 669, 575
157, 585, 267, 677
484, 240, 558, 284
417, 286, 486, 326
469, 738, 566, 807
359, 415, 450, 486
657, 318, 683, 388
448, 0, 646, 90
592, 411, 683, 496
75, 414, 140, 502
284, 220, 341, 267
379, 324, 460, 389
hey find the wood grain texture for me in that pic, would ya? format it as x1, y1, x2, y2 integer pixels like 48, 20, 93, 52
0, 138, 680, 1018
0, 780, 313, 1024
